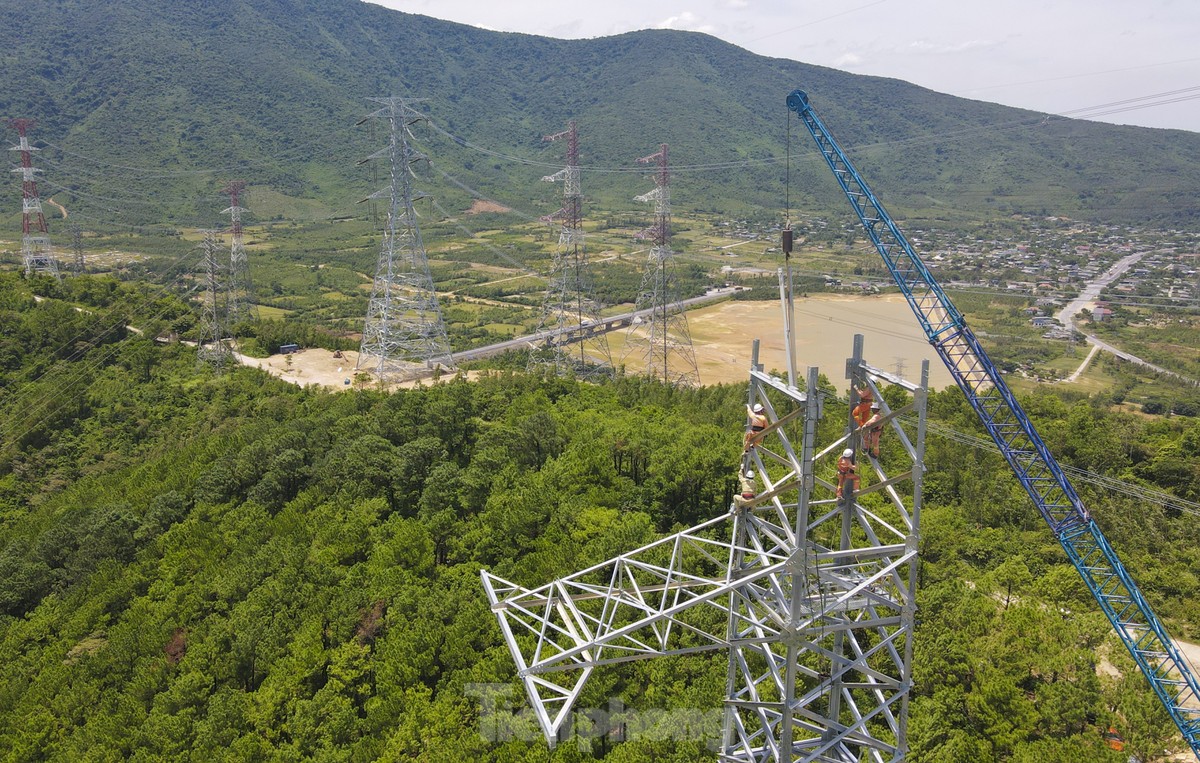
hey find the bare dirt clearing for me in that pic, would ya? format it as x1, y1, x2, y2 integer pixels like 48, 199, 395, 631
236, 348, 488, 390
685, 295, 955, 389
239, 295, 955, 391
465, 200, 511, 215
235, 349, 357, 388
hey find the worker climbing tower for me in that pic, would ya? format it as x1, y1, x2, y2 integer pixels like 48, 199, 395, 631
222, 180, 256, 324
198, 230, 231, 369
484, 334, 927, 761
7, 119, 60, 280
623, 144, 700, 387
356, 96, 454, 383
528, 120, 613, 378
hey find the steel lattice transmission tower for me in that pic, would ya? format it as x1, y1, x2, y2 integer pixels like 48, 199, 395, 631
623, 143, 699, 387
198, 230, 231, 369
69, 223, 84, 276
528, 121, 613, 378
484, 336, 927, 762
356, 97, 454, 383
222, 180, 256, 324
7, 119, 60, 280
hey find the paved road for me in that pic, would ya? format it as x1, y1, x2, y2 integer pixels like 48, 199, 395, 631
1080, 331, 1198, 385
1057, 250, 1199, 386
1054, 250, 1146, 327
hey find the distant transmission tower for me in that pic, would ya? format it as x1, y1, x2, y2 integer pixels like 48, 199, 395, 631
222, 180, 256, 324
69, 223, 85, 276
528, 120, 613, 378
356, 97, 454, 383
198, 230, 231, 369
623, 143, 699, 387
7, 119, 60, 280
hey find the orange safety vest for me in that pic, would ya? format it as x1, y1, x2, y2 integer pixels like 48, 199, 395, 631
852, 401, 873, 428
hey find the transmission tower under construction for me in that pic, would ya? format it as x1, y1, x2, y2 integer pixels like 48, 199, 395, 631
623, 143, 699, 387
356, 97, 454, 383
198, 230, 231, 369
528, 121, 613, 378
485, 336, 928, 761
7, 119, 60, 280
222, 180, 256, 324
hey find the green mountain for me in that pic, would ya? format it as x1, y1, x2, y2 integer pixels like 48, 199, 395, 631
3, 0, 1199, 230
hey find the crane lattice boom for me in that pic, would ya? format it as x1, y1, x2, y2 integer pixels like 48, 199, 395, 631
786, 88, 1200, 758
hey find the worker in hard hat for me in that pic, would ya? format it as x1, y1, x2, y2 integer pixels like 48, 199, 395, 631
734, 467, 758, 508
836, 448, 859, 498
852, 385, 874, 429
744, 402, 768, 452
861, 402, 884, 458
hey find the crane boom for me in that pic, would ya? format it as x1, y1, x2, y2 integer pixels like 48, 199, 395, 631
786, 89, 1200, 757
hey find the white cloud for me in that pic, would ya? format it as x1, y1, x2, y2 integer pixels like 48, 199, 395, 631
833, 52, 863, 69
655, 11, 717, 34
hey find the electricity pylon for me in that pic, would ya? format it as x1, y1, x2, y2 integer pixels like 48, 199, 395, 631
69, 223, 84, 276
7, 119, 60, 280
528, 120, 613, 378
198, 230, 231, 369
622, 143, 699, 387
483, 336, 927, 761
356, 97, 454, 383
223, 180, 256, 324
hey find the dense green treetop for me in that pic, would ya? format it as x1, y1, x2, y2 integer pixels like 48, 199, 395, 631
1, 273, 1198, 759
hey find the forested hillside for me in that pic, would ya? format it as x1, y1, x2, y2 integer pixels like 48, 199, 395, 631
2, 0, 1199, 230
3, 272, 1200, 760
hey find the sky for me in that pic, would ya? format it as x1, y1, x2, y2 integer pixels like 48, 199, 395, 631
366, 0, 1200, 133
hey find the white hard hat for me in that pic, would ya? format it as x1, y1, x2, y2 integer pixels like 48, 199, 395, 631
752, 403, 764, 413
842, 448, 854, 458
745, 470, 755, 479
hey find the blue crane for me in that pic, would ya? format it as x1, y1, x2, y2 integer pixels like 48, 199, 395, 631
786, 88, 1200, 758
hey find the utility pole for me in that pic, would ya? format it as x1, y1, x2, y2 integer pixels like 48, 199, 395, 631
198, 230, 231, 369
528, 120, 613, 378
623, 143, 699, 387
356, 97, 454, 384
7, 119, 60, 280
222, 180, 255, 324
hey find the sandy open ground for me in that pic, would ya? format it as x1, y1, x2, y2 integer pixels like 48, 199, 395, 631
234, 349, 489, 390
234, 349, 359, 388
239, 294, 954, 392
683, 294, 955, 389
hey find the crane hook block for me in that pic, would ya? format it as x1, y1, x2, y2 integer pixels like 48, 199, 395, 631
782, 227, 793, 254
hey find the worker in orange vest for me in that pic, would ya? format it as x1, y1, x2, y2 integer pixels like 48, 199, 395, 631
851, 385, 874, 429
836, 448, 860, 498
861, 402, 884, 458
